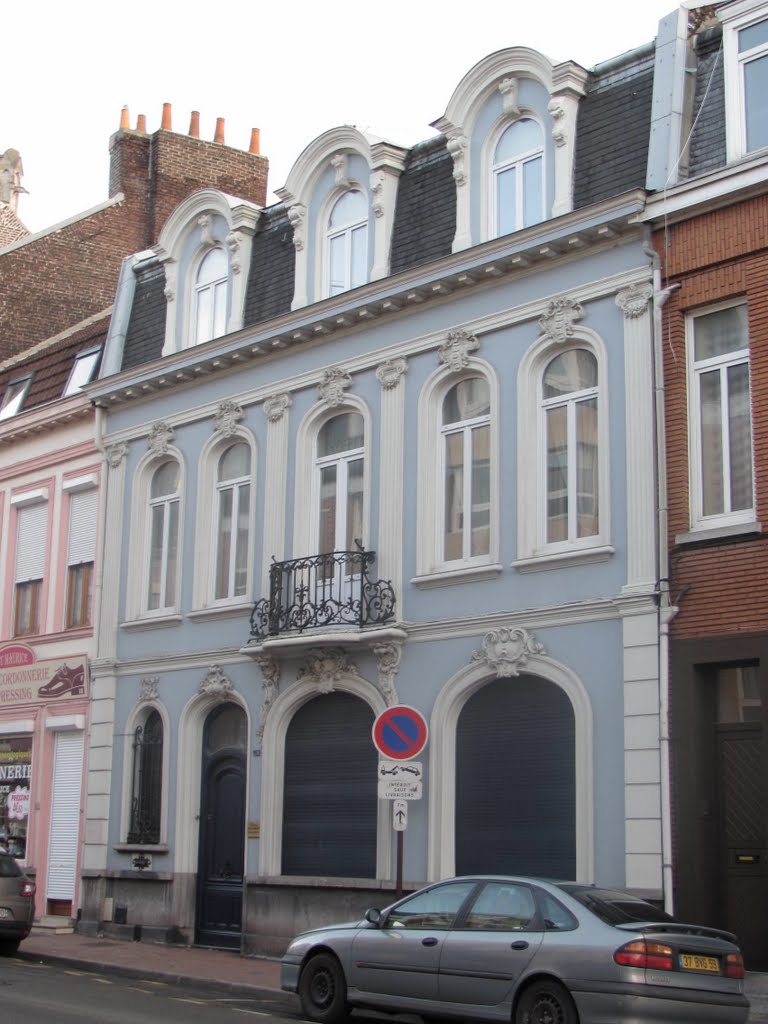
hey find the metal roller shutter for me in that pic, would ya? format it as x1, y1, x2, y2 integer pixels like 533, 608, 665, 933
455, 675, 576, 878
46, 731, 84, 901
282, 692, 377, 878
67, 489, 98, 565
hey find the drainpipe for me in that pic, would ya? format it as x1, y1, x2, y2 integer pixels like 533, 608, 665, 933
645, 238, 681, 914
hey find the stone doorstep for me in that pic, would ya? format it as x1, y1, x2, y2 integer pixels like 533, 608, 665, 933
31, 915, 75, 934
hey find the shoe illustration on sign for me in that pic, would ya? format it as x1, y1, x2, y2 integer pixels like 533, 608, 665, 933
39, 663, 85, 698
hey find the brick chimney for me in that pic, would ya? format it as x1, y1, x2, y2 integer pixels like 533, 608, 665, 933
109, 104, 269, 249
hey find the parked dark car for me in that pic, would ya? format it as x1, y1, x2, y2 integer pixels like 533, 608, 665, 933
0, 853, 35, 955
281, 875, 749, 1024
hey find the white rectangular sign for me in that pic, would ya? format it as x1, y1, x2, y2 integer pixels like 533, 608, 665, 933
378, 778, 422, 800
378, 760, 422, 781
393, 799, 408, 831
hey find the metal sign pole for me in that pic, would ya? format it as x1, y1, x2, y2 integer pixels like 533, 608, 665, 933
396, 829, 403, 900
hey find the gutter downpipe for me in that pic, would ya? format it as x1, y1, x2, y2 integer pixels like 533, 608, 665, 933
645, 238, 680, 915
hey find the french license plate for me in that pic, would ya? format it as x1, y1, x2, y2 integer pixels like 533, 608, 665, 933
0, 908, 11, 919
680, 953, 720, 972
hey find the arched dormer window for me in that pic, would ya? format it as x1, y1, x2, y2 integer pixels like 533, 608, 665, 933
194, 247, 228, 345
327, 191, 369, 296
492, 118, 544, 237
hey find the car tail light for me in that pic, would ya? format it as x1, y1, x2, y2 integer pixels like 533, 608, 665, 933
20, 881, 35, 898
614, 939, 674, 971
726, 953, 745, 979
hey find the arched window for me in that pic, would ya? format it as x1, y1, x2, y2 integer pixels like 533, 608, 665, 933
327, 190, 368, 296
214, 442, 251, 601
194, 247, 228, 345
441, 377, 491, 562
492, 118, 544, 237
542, 350, 599, 545
316, 412, 365, 556
147, 460, 180, 611
127, 709, 163, 844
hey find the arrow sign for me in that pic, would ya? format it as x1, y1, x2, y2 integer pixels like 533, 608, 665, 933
393, 799, 408, 831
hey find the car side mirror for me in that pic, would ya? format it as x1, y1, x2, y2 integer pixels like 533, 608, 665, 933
365, 908, 382, 926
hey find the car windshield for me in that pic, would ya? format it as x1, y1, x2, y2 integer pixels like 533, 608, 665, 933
0, 855, 22, 878
560, 886, 675, 926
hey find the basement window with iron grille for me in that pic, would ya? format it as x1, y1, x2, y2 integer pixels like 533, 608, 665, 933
127, 710, 163, 844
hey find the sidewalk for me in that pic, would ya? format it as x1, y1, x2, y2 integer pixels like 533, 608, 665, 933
14, 930, 768, 1023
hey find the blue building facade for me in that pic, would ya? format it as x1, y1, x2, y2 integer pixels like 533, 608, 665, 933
82, 39, 665, 954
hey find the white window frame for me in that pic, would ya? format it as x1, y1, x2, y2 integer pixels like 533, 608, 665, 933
0, 376, 32, 421
516, 330, 611, 571
415, 361, 501, 586
723, 0, 768, 162
193, 246, 229, 346
11, 490, 49, 637
63, 348, 101, 397
686, 299, 754, 531
313, 413, 366, 554
212, 440, 253, 603
323, 188, 370, 298
489, 116, 545, 239
63, 481, 98, 630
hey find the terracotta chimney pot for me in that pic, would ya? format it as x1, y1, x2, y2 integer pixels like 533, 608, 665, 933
249, 127, 260, 155
189, 111, 200, 138
161, 102, 172, 131
214, 117, 225, 144
119, 106, 130, 130
136, 114, 147, 133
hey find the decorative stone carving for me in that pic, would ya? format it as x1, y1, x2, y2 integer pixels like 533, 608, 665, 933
254, 653, 281, 740
538, 298, 585, 343
214, 400, 244, 437
297, 648, 362, 694
288, 203, 307, 252
199, 664, 234, 697
318, 367, 353, 407
331, 152, 350, 189
373, 641, 402, 706
446, 134, 468, 187
499, 77, 520, 117
264, 392, 293, 423
198, 213, 216, 248
438, 329, 479, 371
548, 99, 567, 147
471, 626, 545, 678
139, 676, 159, 703
370, 171, 386, 218
616, 283, 654, 319
148, 421, 175, 456
105, 442, 128, 468
226, 231, 244, 274
376, 357, 408, 390
163, 262, 177, 303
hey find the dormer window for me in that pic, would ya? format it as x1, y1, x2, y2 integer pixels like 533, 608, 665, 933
737, 17, 768, 153
492, 118, 544, 237
0, 376, 32, 421
327, 190, 368, 296
63, 347, 101, 397
194, 247, 228, 345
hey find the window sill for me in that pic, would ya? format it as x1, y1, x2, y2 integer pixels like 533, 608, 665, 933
675, 521, 762, 546
513, 544, 614, 573
114, 844, 169, 855
121, 614, 183, 631
187, 602, 252, 623
411, 563, 503, 589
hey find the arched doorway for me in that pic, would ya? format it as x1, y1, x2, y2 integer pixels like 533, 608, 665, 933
455, 675, 576, 877
282, 692, 377, 877
196, 703, 247, 948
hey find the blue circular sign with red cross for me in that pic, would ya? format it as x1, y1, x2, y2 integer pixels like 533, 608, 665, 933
372, 705, 429, 760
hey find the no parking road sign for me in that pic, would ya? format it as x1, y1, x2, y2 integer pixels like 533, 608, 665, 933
372, 704, 428, 760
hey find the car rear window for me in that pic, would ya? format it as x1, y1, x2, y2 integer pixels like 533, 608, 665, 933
0, 855, 22, 878
561, 886, 675, 926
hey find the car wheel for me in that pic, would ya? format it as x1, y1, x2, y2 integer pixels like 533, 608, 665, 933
299, 952, 349, 1024
515, 979, 578, 1024
0, 939, 20, 957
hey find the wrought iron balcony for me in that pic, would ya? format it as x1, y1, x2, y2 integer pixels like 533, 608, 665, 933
250, 546, 395, 640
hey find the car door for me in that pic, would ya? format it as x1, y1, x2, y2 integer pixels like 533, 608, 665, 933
349, 880, 478, 1002
438, 881, 543, 1007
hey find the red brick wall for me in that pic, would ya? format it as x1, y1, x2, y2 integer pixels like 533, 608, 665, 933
0, 128, 268, 363
654, 194, 768, 641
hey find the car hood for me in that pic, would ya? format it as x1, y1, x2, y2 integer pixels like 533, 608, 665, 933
293, 918, 367, 940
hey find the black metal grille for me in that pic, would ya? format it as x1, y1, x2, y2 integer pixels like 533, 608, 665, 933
127, 711, 163, 844
250, 547, 395, 639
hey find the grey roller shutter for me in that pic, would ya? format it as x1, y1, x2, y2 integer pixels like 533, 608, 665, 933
46, 730, 84, 901
282, 692, 377, 878
15, 503, 48, 581
67, 489, 98, 566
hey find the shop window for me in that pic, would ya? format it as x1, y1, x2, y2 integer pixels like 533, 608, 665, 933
0, 735, 32, 860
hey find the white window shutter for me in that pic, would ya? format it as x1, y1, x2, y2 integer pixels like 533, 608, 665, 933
15, 503, 48, 582
68, 489, 98, 566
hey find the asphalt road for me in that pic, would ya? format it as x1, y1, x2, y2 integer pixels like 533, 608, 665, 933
1, 957, 300, 1024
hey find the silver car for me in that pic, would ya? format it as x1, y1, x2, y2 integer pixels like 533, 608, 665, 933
0, 853, 35, 956
281, 875, 749, 1024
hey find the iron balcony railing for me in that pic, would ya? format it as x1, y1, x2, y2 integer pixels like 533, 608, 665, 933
250, 546, 395, 640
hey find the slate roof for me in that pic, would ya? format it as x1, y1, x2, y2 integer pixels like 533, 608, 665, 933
389, 136, 456, 275
243, 206, 296, 328
688, 25, 726, 179
122, 262, 167, 370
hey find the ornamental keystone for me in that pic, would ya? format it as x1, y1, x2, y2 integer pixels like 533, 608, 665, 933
471, 627, 545, 678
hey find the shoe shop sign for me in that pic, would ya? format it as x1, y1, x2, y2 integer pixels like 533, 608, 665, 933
0, 643, 88, 706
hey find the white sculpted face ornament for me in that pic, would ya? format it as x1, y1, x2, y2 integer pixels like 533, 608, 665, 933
471, 627, 545, 678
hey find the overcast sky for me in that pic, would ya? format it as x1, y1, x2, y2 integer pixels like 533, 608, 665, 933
7, 0, 688, 233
